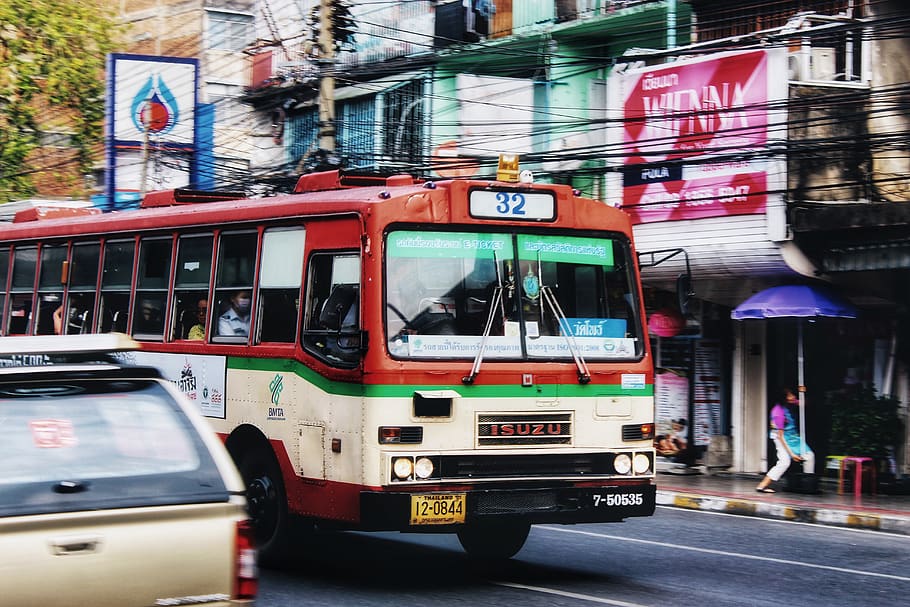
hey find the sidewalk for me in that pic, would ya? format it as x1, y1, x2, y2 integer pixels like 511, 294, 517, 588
655, 470, 910, 535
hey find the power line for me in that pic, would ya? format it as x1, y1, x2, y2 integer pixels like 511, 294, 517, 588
13, 1, 910, 201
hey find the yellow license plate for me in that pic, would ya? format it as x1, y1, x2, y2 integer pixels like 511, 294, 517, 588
410, 493, 466, 525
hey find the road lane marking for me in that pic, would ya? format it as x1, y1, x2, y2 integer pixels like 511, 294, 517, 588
493, 581, 649, 607
540, 526, 910, 583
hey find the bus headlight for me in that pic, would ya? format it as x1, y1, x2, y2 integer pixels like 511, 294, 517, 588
392, 457, 414, 480
613, 453, 632, 475
633, 452, 652, 474
414, 457, 435, 479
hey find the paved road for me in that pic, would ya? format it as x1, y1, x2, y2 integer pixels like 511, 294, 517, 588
260, 506, 910, 606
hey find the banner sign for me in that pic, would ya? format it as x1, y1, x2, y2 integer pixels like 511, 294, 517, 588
119, 351, 227, 419
609, 48, 787, 223
105, 54, 199, 204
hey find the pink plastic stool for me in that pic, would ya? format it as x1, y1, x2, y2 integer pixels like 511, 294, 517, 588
838, 456, 876, 498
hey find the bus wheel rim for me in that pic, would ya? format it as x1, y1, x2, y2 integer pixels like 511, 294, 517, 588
247, 475, 277, 530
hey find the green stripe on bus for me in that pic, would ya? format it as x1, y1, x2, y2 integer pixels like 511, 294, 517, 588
228, 357, 653, 399
228, 356, 364, 396
362, 383, 652, 398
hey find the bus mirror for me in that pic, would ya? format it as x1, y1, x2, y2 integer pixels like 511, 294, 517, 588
676, 273, 694, 316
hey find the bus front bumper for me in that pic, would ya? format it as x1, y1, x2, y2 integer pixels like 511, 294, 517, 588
359, 483, 656, 531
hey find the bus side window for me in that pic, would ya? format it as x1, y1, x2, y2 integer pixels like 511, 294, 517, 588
257, 227, 304, 343
35, 243, 67, 335
7, 246, 37, 335
66, 243, 101, 334
65, 294, 94, 334
175, 292, 208, 340
100, 240, 135, 334
133, 295, 165, 336
172, 234, 213, 340
212, 231, 257, 342
302, 252, 361, 366
132, 237, 172, 340
0, 247, 8, 335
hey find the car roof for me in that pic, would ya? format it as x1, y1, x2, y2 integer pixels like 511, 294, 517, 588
0, 333, 139, 357
0, 333, 246, 497
0, 333, 156, 375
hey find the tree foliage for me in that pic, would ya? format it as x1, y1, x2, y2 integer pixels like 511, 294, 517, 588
828, 386, 904, 457
308, 0, 357, 54
0, 0, 119, 202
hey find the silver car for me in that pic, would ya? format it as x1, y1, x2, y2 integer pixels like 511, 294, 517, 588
0, 334, 256, 606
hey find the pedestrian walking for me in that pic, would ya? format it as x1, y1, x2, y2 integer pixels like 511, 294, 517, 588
756, 387, 815, 493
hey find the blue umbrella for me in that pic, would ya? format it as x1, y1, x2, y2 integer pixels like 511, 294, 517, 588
731, 285, 858, 321
732, 284, 858, 454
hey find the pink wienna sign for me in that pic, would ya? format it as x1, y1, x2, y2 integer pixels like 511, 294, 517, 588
614, 49, 786, 224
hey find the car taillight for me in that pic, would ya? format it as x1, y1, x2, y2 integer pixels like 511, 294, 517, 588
234, 520, 258, 600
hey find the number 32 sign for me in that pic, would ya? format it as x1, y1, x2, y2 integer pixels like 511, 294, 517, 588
469, 189, 556, 221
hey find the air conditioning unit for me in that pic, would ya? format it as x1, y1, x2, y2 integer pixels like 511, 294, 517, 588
788, 47, 838, 82
810, 47, 837, 80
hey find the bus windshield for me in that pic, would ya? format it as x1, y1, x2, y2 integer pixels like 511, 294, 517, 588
385, 230, 643, 360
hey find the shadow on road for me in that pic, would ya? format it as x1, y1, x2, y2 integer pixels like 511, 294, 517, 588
264, 520, 614, 591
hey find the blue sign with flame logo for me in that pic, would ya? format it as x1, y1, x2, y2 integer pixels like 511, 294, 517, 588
130, 73, 179, 135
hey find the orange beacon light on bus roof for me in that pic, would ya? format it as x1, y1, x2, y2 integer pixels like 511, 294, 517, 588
497, 154, 520, 182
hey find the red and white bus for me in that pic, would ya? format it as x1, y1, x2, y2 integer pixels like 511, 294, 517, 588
0, 166, 656, 561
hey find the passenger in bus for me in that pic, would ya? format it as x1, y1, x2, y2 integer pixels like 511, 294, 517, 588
53, 305, 64, 335
188, 298, 208, 340
135, 299, 163, 334
218, 290, 251, 337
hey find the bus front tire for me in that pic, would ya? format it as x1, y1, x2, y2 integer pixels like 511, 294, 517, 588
456, 519, 530, 560
239, 447, 289, 566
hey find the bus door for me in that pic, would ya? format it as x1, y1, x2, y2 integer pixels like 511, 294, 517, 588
300, 217, 364, 369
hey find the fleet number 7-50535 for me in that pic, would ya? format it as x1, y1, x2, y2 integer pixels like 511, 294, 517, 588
593, 493, 643, 507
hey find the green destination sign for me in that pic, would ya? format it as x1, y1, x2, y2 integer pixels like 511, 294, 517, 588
517, 234, 613, 266
388, 231, 514, 259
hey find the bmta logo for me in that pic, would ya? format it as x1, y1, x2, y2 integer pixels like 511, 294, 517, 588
131, 73, 179, 135
269, 374, 284, 406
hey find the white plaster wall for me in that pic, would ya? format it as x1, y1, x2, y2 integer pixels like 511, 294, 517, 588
732, 320, 768, 473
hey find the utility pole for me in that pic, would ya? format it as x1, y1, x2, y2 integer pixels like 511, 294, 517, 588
318, 0, 336, 152
139, 101, 151, 198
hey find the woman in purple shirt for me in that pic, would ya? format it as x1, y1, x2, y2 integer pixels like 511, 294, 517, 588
756, 387, 815, 493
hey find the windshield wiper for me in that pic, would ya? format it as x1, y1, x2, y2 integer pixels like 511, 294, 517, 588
462, 253, 506, 385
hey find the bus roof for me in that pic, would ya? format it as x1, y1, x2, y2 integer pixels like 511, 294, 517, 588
0, 171, 631, 242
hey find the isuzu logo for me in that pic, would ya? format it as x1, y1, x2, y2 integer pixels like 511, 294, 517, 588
488, 423, 564, 436
478, 412, 573, 446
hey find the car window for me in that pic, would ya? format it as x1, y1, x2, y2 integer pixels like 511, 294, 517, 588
0, 377, 229, 517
